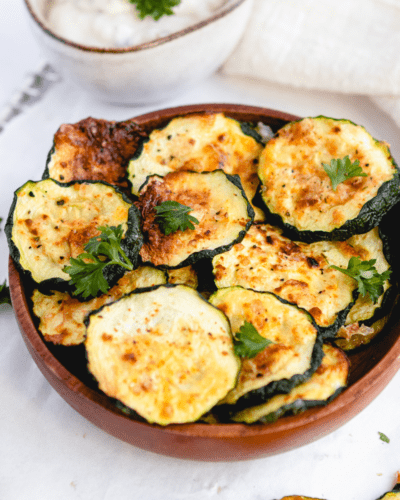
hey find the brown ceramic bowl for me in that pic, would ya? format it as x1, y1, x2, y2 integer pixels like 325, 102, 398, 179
9, 104, 400, 461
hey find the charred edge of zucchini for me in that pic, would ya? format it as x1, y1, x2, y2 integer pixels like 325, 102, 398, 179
256, 385, 346, 424
255, 170, 400, 244
42, 142, 56, 180
363, 281, 397, 329
5, 179, 143, 298
139, 171, 255, 270
320, 288, 359, 339
215, 297, 325, 419
239, 122, 264, 144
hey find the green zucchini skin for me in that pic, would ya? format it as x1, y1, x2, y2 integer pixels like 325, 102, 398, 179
5, 178, 143, 298
137, 170, 254, 269
257, 116, 400, 242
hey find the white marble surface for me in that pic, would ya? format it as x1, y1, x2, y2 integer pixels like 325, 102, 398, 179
1, 1, 400, 499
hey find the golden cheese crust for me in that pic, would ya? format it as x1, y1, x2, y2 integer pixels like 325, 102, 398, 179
166, 265, 198, 289
258, 117, 397, 233
212, 224, 362, 328
12, 179, 132, 283
128, 112, 264, 219
232, 344, 349, 423
209, 287, 319, 404
85, 285, 240, 425
46, 117, 146, 190
32, 266, 167, 346
137, 170, 253, 267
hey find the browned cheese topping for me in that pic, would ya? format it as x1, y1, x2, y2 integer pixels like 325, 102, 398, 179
258, 117, 396, 232
136, 170, 252, 267
47, 117, 147, 190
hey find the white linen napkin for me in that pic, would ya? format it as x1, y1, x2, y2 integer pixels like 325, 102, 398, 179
223, 0, 400, 126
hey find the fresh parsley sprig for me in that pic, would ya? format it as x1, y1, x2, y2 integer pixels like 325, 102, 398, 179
155, 200, 199, 236
64, 225, 133, 299
331, 257, 391, 304
128, 0, 181, 20
233, 321, 274, 358
322, 156, 367, 191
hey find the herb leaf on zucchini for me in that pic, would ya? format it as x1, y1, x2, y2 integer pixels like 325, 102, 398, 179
5, 179, 142, 294
137, 170, 254, 268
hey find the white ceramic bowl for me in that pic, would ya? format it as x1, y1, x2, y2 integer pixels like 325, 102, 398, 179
23, 0, 253, 104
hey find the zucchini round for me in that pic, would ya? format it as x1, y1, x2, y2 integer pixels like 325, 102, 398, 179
32, 266, 167, 346
209, 286, 323, 409
43, 117, 146, 191
127, 112, 265, 219
232, 343, 349, 424
137, 170, 254, 268
212, 224, 358, 335
85, 284, 240, 425
258, 116, 400, 241
5, 178, 142, 292
333, 227, 395, 350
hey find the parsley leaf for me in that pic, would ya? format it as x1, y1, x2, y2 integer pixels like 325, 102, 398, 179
64, 225, 133, 299
233, 321, 274, 358
0, 281, 11, 306
379, 432, 390, 443
155, 201, 199, 236
322, 156, 367, 190
128, 0, 181, 20
331, 257, 391, 304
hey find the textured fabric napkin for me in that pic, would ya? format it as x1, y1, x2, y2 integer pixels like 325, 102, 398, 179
223, 0, 400, 126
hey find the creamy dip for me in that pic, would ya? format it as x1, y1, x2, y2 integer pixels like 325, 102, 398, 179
45, 0, 229, 48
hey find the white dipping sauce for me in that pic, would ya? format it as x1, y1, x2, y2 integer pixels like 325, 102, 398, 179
45, 0, 229, 48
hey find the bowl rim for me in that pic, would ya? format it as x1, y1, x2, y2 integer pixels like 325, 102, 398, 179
8, 102, 400, 459
23, 0, 249, 54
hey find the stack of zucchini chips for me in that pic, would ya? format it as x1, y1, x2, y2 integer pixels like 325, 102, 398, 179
6, 113, 400, 426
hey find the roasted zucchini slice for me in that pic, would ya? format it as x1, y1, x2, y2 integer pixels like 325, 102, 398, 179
334, 227, 395, 350
127, 112, 265, 219
258, 116, 400, 241
212, 224, 359, 336
232, 343, 349, 423
32, 266, 166, 346
137, 170, 254, 268
85, 284, 240, 425
5, 179, 142, 291
209, 286, 323, 409
44, 117, 147, 191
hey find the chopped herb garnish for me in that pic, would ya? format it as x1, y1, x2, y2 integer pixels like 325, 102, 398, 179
128, 0, 181, 20
233, 321, 274, 358
155, 200, 199, 236
331, 257, 391, 304
379, 432, 390, 443
0, 281, 11, 306
322, 156, 367, 190
64, 225, 133, 299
